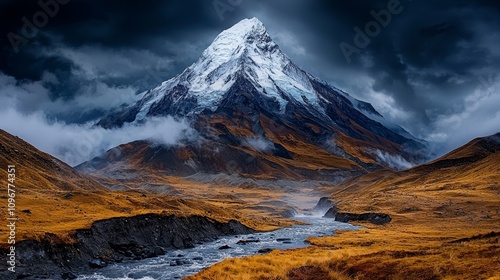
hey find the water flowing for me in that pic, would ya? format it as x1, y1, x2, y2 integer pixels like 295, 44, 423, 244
78, 217, 359, 280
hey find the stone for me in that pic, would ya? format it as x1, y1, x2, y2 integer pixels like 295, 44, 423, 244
61, 272, 77, 280
89, 259, 107, 268
258, 248, 273, 253
154, 246, 166, 256
236, 239, 260, 245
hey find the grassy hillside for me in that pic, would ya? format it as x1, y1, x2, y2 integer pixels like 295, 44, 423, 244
189, 133, 500, 280
0, 129, 292, 243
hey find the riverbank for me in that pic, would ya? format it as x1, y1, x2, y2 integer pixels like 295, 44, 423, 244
0, 178, 299, 279
77, 216, 359, 280
0, 214, 255, 280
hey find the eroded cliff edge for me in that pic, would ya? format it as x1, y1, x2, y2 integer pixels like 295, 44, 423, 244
0, 214, 254, 280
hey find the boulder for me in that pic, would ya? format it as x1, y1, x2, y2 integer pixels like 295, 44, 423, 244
89, 259, 107, 268
258, 248, 273, 253
313, 197, 334, 213
322, 206, 339, 218
334, 212, 392, 225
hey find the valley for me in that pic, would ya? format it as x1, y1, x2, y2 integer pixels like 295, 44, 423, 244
190, 133, 500, 280
1, 127, 498, 279
0, 16, 499, 280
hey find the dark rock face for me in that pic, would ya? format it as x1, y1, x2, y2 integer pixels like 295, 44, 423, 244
281, 206, 299, 218
313, 197, 334, 214
96, 103, 141, 129
0, 214, 254, 280
329, 211, 392, 225
322, 206, 339, 218
322, 202, 391, 225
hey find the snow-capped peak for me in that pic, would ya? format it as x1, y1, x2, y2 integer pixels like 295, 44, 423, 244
134, 18, 323, 120
202, 17, 270, 59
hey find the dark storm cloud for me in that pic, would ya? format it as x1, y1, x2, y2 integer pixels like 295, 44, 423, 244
239, 0, 500, 149
0, 0, 499, 154
0, 0, 233, 122
280, 1, 498, 114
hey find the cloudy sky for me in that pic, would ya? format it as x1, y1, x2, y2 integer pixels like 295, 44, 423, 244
0, 0, 499, 164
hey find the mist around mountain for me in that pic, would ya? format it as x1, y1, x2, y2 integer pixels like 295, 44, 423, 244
1, 16, 498, 280
83, 18, 428, 182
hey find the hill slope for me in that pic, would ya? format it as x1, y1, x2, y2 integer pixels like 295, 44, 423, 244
0, 129, 289, 243
0, 129, 105, 192
332, 132, 500, 213
189, 133, 500, 280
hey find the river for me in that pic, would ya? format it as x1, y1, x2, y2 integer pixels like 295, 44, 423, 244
77, 216, 359, 280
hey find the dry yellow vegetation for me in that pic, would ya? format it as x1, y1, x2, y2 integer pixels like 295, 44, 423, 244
0, 129, 295, 244
1, 128, 499, 279
189, 135, 500, 280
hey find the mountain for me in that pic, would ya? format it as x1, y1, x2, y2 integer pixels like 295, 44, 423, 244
89, 18, 427, 180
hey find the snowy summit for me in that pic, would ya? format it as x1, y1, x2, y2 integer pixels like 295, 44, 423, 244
96, 17, 426, 170
103, 17, 411, 144
134, 17, 323, 120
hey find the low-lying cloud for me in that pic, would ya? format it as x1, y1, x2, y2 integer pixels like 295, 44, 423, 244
244, 137, 274, 152
426, 75, 500, 153
374, 149, 413, 171
0, 109, 194, 166
0, 70, 196, 166
0, 71, 141, 124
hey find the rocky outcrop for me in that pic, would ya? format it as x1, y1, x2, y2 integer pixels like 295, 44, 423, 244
312, 197, 334, 214
322, 206, 339, 218
0, 214, 254, 280
281, 207, 299, 218
334, 212, 391, 225
323, 208, 391, 225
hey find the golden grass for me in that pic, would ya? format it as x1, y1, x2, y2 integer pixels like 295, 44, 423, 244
0, 183, 299, 243
2, 129, 499, 279
191, 201, 500, 280
185, 247, 354, 280
189, 150, 500, 280
0, 165, 303, 243
0, 129, 300, 243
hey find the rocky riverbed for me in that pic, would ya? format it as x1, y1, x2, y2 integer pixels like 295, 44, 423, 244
77, 216, 359, 280
0, 214, 254, 280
